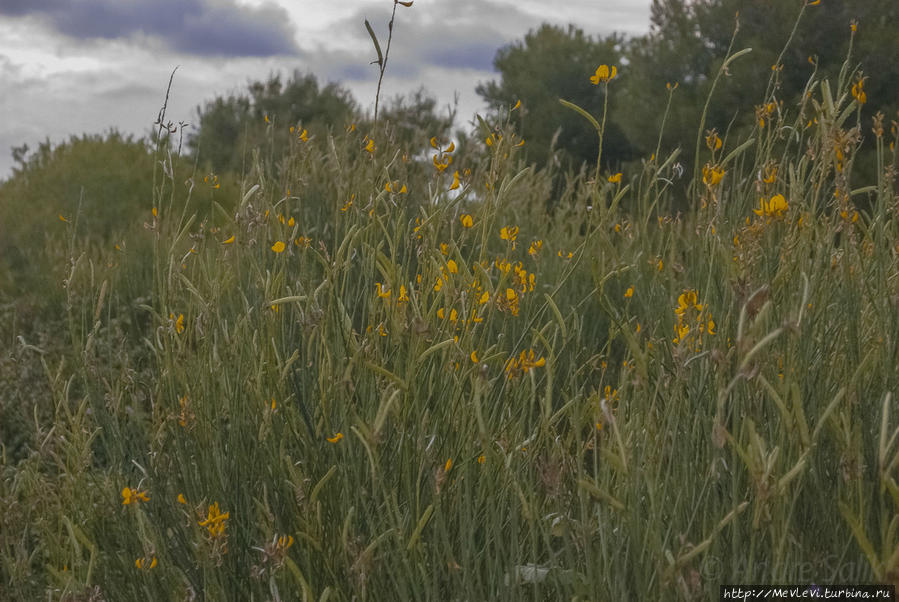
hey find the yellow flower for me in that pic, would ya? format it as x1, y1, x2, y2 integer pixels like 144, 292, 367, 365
705, 130, 722, 151
624, 286, 634, 299
460, 214, 474, 228
444, 458, 453, 472
702, 164, 725, 187
470, 351, 479, 363
500, 226, 519, 242
397, 285, 409, 303
762, 165, 778, 184
608, 172, 622, 184
122, 487, 150, 506
512, 99, 521, 110
59, 214, 68, 223
479, 291, 490, 305
477, 454, 486, 464
298, 128, 308, 142
447, 259, 458, 274
450, 170, 460, 190
223, 235, 235, 244
198, 502, 229, 538
271, 241, 286, 253
135, 557, 158, 570
177, 493, 187, 504
169, 313, 185, 334
851, 78, 867, 105
753, 193, 789, 218
528, 240, 543, 256
364, 138, 375, 153
590, 64, 617, 84
327, 432, 343, 443
430, 136, 439, 148
375, 282, 391, 299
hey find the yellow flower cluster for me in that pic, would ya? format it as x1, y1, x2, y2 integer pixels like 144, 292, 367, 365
673, 290, 716, 350
122, 487, 150, 506
199, 502, 230, 538
753, 194, 789, 219
505, 349, 546, 378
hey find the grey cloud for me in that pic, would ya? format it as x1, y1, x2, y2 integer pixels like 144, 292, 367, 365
323, 0, 534, 80
0, 0, 299, 57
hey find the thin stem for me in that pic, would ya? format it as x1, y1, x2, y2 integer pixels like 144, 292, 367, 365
374, 0, 400, 124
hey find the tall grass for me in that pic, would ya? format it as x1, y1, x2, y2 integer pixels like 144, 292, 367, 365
1, 19, 899, 601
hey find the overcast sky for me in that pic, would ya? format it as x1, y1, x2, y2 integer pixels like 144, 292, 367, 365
0, 0, 651, 178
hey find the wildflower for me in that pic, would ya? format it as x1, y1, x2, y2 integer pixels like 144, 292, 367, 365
378, 323, 388, 337
851, 78, 867, 105
450, 170, 460, 190
199, 502, 229, 538
122, 487, 150, 506
762, 165, 778, 184
169, 313, 185, 334
444, 458, 453, 472
298, 128, 308, 142
223, 235, 235, 244
327, 432, 344, 443
705, 130, 722, 151
624, 286, 634, 299
702, 163, 725, 187
608, 172, 622, 184
528, 240, 543, 256
397, 285, 410, 303
558, 250, 573, 260
512, 99, 521, 110
375, 283, 391, 299
470, 351, 479, 363
500, 226, 519, 242
590, 64, 617, 84
505, 349, 545, 378
59, 214, 68, 223
479, 291, 490, 305
177, 493, 187, 504
152, 207, 158, 217
447, 259, 458, 274
657, 258, 664, 271
178, 395, 193, 427
271, 241, 286, 253
460, 214, 474, 228
433, 153, 452, 172
753, 194, 789, 218
135, 557, 158, 570
364, 138, 375, 153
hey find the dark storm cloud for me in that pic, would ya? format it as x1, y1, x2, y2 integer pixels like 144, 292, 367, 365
0, 0, 299, 57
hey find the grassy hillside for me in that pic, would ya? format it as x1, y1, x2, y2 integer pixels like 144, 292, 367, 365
1, 45, 898, 600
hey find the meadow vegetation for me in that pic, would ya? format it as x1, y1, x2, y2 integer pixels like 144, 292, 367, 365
1, 3, 899, 600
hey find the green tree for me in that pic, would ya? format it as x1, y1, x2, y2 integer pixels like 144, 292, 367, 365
621, 0, 899, 180
189, 71, 357, 174
476, 24, 637, 175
